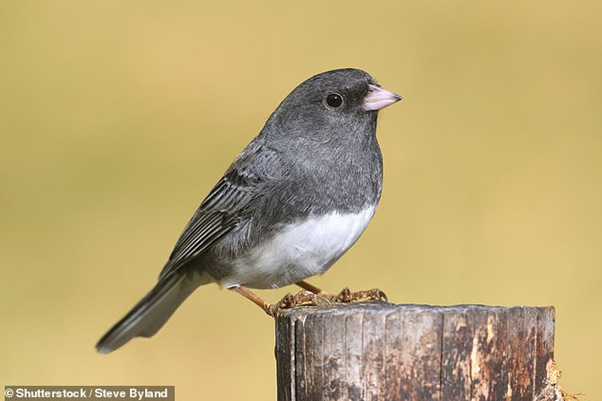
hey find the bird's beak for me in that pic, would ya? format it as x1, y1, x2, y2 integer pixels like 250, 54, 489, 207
362, 84, 402, 111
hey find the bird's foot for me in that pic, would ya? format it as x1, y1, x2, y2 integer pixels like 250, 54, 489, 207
266, 290, 331, 316
331, 287, 388, 303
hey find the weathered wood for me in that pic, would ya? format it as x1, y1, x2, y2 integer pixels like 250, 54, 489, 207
275, 303, 560, 401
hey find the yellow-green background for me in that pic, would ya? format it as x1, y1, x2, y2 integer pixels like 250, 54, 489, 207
1, 1, 600, 399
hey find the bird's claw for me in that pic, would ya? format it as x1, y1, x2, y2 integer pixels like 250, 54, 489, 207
263, 287, 388, 316
331, 287, 388, 303
265, 290, 331, 317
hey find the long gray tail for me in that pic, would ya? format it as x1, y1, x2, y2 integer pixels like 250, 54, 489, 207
96, 270, 197, 354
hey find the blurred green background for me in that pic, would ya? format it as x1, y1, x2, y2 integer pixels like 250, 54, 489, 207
1, 1, 600, 399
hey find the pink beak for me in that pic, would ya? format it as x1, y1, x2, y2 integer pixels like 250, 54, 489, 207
362, 84, 402, 111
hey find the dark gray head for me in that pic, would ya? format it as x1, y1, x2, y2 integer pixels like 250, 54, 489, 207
261, 68, 401, 146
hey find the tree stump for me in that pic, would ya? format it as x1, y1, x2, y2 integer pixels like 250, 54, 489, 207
275, 303, 561, 401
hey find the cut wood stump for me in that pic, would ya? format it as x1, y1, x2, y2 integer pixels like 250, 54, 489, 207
275, 303, 561, 401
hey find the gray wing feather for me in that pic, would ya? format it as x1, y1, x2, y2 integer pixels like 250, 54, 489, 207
159, 142, 278, 280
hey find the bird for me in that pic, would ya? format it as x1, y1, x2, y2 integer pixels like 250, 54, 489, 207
96, 68, 401, 354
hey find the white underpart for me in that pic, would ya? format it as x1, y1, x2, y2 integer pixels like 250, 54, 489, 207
223, 206, 376, 289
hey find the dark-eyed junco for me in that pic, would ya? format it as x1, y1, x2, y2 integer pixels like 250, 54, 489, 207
96, 68, 401, 354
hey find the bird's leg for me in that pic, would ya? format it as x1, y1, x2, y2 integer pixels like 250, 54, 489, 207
232, 285, 274, 315
232, 285, 330, 317
333, 287, 388, 303
295, 280, 333, 298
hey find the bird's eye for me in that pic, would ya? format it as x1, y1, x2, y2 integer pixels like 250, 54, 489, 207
326, 93, 343, 108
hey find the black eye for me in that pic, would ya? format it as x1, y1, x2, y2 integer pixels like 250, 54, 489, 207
326, 93, 343, 108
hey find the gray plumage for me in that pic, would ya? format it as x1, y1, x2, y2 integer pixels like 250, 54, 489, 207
96, 68, 400, 354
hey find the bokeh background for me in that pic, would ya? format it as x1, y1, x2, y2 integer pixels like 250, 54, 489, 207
1, 1, 600, 400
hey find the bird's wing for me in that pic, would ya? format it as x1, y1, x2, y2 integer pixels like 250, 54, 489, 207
158, 142, 278, 280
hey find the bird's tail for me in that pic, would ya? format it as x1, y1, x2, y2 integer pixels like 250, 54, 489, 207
96, 270, 199, 354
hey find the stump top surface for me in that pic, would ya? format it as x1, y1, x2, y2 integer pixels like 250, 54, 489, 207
275, 302, 555, 320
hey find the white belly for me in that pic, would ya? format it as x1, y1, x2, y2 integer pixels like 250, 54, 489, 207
222, 206, 376, 289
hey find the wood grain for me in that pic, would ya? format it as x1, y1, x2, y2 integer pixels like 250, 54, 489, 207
275, 303, 560, 401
